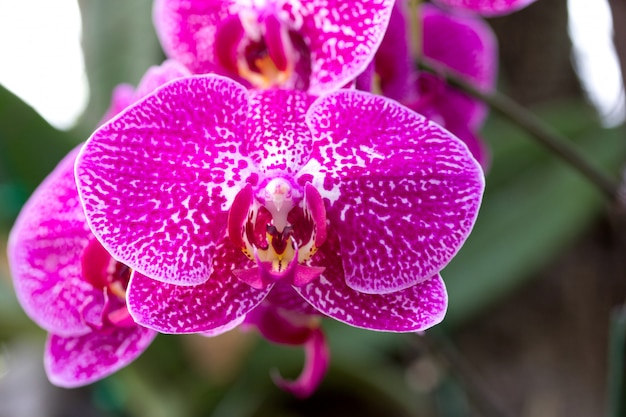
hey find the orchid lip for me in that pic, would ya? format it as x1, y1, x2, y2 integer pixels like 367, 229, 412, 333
216, 7, 310, 89
228, 178, 327, 289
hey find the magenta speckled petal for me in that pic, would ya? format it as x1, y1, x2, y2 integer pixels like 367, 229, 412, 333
153, 0, 394, 94
444, 117, 491, 169
7, 146, 102, 336
127, 238, 270, 334
421, 3, 497, 128
431, 0, 537, 16
153, 0, 227, 75
44, 327, 156, 388
298, 273, 448, 331
296, 230, 447, 331
295, 0, 395, 94
300, 90, 484, 294
76, 76, 257, 286
247, 89, 315, 176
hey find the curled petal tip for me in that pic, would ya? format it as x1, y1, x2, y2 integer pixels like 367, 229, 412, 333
271, 328, 329, 398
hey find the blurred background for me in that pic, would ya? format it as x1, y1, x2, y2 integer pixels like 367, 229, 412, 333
1, 0, 626, 415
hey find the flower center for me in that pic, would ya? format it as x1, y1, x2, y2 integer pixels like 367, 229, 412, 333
81, 238, 135, 330
215, 10, 311, 90
228, 179, 327, 289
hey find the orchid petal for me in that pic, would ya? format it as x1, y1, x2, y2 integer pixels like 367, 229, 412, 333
153, 0, 227, 74
76, 75, 257, 286
247, 89, 315, 176
421, 3, 497, 128
7, 146, 101, 336
44, 327, 156, 388
431, 0, 537, 16
272, 327, 329, 398
372, 2, 415, 101
153, 0, 395, 94
127, 238, 270, 334
301, 90, 484, 294
296, 230, 447, 331
443, 117, 491, 170
200, 315, 246, 337
245, 303, 313, 346
100, 60, 192, 125
293, 0, 395, 95
100, 84, 136, 125
134, 59, 191, 98
263, 282, 321, 316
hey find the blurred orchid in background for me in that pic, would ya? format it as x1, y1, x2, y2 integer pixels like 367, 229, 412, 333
363, 3, 497, 167
5, 59, 191, 387
6, 146, 157, 387
153, 0, 395, 93
430, 0, 538, 16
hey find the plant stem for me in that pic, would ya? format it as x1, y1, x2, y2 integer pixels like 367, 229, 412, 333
418, 58, 623, 204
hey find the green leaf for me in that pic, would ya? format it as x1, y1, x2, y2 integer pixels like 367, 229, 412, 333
0, 84, 77, 190
0, 84, 78, 229
443, 104, 625, 326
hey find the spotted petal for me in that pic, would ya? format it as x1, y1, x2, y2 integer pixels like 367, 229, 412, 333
153, 0, 395, 94
294, 0, 395, 94
7, 146, 102, 336
44, 327, 157, 388
430, 0, 537, 16
127, 238, 270, 333
246, 89, 315, 176
153, 0, 229, 75
295, 230, 448, 331
76, 75, 256, 286
300, 90, 484, 294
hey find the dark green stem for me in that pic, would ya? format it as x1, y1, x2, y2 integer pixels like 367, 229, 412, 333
418, 58, 623, 203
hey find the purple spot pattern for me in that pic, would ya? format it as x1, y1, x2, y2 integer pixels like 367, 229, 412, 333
431, 0, 537, 16
45, 326, 157, 388
127, 238, 270, 333
302, 90, 484, 293
296, 229, 447, 331
7, 146, 102, 336
247, 89, 316, 176
76, 76, 255, 286
153, 0, 395, 94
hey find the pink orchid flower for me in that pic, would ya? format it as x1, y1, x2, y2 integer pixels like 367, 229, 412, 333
75, 75, 484, 392
6, 60, 190, 387
153, 0, 395, 94
431, 0, 538, 16
7, 147, 156, 387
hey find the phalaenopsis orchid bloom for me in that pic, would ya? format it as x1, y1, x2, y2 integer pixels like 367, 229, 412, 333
153, 0, 395, 93
74, 74, 484, 393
